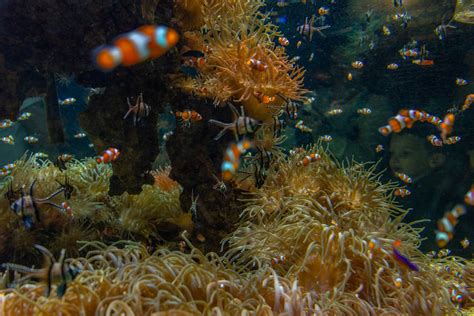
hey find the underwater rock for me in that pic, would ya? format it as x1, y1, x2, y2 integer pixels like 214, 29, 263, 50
167, 97, 241, 252
78, 63, 175, 195
0, 0, 171, 165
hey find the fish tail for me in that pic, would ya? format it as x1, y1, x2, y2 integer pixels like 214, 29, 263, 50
209, 120, 232, 140
123, 108, 133, 120
1, 263, 38, 274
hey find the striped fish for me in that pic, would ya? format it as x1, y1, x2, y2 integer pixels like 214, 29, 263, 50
209, 105, 261, 141
436, 204, 466, 248
221, 139, 253, 181
93, 25, 179, 72
96, 147, 120, 164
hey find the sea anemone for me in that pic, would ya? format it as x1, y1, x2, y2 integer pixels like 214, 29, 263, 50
173, 0, 307, 122
150, 165, 180, 192
111, 183, 183, 239
1, 146, 472, 314
222, 143, 462, 314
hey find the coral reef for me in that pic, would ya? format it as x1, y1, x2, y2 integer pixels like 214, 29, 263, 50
0, 155, 186, 266
0, 145, 472, 315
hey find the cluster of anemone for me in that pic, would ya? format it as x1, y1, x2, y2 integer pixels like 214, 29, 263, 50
0, 155, 185, 266
173, 0, 307, 122
173, 0, 264, 32
222, 143, 471, 314
1, 146, 472, 315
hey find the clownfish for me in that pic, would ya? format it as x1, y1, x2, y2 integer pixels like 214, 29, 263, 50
398, 109, 428, 122
221, 139, 253, 181
246, 58, 268, 71
0, 119, 14, 129
61, 202, 74, 218
427, 135, 443, 147
456, 78, 468, 86
1, 135, 14, 145
295, 120, 312, 133
318, 6, 330, 16
1, 163, 15, 176
320, 135, 332, 142
412, 59, 434, 66
462, 94, 474, 111
464, 185, 474, 206
175, 110, 202, 128
253, 91, 276, 104
327, 108, 343, 116
24, 136, 39, 144
271, 255, 286, 266
17, 112, 32, 121
444, 136, 461, 145
436, 204, 466, 248
59, 98, 76, 106
395, 172, 412, 184
93, 25, 179, 72
278, 37, 289, 46
300, 153, 321, 166
357, 108, 372, 115
378, 114, 410, 136
460, 237, 470, 249
439, 113, 455, 141
96, 147, 120, 164
426, 114, 441, 126
394, 276, 403, 288
351, 61, 364, 69
387, 63, 399, 70
394, 188, 411, 197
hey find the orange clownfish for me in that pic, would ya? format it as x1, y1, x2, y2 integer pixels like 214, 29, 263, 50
394, 188, 411, 197
398, 109, 428, 122
426, 114, 442, 126
61, 202, 74, 218
318, 6, 330, 16
436, 204, 466, 248
96, 147, 120, 164
378, 114, 410, 136
253, 91, 276, 104
351, 61, 364, 69
300, 153, 321, 166
439, 113, 455, 140
278, 37, 289, 46
465, 185, 474, 206
412, 59, 434, 66
93, 25, 179, 72
462, 94, 474, 111
221, 139, 253, 181
395, 172, 412, 184
271, 255, 286, 266
427, 135, 443, 147
444, 136, 461, 145
175, 110, 202, 128
246, 58, 268, 71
